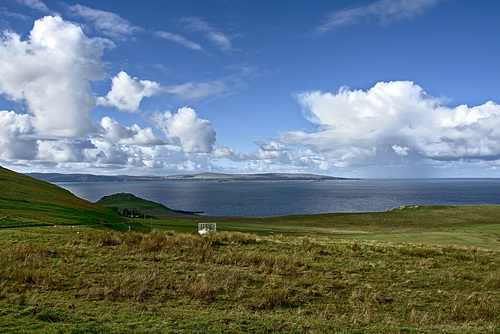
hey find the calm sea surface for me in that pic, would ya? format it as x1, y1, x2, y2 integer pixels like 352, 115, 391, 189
55, 179, 500, 217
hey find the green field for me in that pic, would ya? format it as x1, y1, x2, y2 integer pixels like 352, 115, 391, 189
94, 192, 500, 250
1, 166, 500, 332
116, 206, 500, 250
1, 226, 499, 333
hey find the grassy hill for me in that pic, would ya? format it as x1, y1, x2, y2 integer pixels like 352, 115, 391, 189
96, 192, 188, 219
0, 166, 124, 227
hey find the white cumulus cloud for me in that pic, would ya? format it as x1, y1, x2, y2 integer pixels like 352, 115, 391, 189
212, 145, 249, 162
0, 110, 37, 160
97, 71, 160, 113
0, 15, 228, 174
0, 16, 106, 137
152, 107, 216, 153
212, 141, 319, 169
37, 139, 95, 163
100, 117, 163, 146
98, 72, 226, 110
281, 81, 500, 167
392, 145, 410, 156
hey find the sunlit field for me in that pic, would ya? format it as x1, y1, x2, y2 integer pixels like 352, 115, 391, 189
1, 226, 499, 333
1, 167, 500, 332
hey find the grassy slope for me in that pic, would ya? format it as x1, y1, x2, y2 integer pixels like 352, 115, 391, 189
0, 166, 124, 227
0, 170, 500, 332
0, 227, 499, 333
96, 192, 190, 219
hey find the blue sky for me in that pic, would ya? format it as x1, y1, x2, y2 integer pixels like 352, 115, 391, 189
1, 0, 499, 178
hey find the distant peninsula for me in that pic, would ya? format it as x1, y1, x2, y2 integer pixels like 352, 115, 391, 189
163, 172, 352, 181
27, 172, 355, 183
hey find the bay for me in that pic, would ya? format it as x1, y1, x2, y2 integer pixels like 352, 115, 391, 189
55, 179, 500, 217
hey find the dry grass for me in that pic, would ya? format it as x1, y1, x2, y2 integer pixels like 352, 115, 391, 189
0, 226, 499, 333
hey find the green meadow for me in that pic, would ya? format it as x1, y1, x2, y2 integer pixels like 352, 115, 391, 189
1, 166, 500, 332
96, 192, 500, 250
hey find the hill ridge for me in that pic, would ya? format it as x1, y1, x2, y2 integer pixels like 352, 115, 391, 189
27, 171, 354, 182
0, 166, 124, 227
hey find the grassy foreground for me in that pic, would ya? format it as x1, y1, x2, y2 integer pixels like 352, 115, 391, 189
1, 226, 499, 333
1, 167, 500, 332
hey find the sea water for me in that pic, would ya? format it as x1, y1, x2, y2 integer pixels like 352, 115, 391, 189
56, 179, 500, 217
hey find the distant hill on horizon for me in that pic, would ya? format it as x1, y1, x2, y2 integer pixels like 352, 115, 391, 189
163, 172, 352, 181
27, 172, 355, 182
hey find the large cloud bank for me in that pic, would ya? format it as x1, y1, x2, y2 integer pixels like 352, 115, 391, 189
0, 16, 218, 173
279, 81, 500, 168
